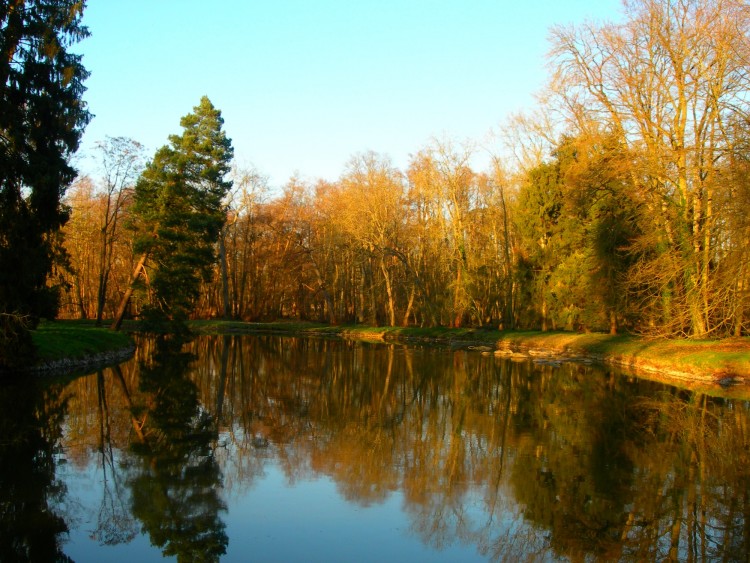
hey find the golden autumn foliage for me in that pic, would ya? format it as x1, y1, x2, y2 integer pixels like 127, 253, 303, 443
56, 0, 750, 338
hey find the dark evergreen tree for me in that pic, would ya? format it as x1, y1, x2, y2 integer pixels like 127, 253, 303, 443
515, 158, 564, 331
515, 133, 640, 333
130, 97, 233, 330
0, 0, 90, 368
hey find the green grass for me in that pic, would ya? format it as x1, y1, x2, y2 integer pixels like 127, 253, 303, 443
32, 320, 133, 362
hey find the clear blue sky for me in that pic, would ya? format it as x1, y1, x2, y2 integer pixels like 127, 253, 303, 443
76, 0, 622, 188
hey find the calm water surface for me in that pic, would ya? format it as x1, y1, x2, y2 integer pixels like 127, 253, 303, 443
2, 335, 749, 562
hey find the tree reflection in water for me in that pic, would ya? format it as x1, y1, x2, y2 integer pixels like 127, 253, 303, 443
40, 335, 750, 561
189, 335, 750, 561
0, 377, 71, 562
126, 334, 228, 561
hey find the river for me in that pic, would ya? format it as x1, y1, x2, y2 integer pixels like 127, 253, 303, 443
1, 334, 748, 561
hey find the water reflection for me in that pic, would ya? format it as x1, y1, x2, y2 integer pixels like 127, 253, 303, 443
127, 335, 228, 560
13, 335, 750, 560
0, 377, 71, 562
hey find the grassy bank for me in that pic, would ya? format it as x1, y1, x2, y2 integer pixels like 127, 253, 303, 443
31, 320, 134, 367
188, 320, 750, 385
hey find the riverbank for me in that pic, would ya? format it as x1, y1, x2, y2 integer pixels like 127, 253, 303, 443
189, 320, 750, 388
29, 321, 135, 374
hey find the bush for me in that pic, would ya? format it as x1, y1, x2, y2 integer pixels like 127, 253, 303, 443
0, 313, 36, 371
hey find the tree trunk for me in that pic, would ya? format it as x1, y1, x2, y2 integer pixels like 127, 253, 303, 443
95, 271, 107, 326
609, 309, 617, 335
380, 257, 396, 327
402, 286, 415, 327
75, 277, 87, 320
452, 266, 463, 328
95, 227, 108, 326
218, 233, 231, 320
110, 252, 148, 331
735, 272, 746, 338
499, 183, 514, 330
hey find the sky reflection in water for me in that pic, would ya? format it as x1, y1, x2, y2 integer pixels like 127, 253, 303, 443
62, 456, 483, 563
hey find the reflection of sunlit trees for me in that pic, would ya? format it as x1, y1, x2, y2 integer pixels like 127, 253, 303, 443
191, 336, 548, 552
90, 368, 138, 545
307, 344, 403, 504
508, 364, 640, 560
504, 362, 750, 562
63, 366, 136, 467
56, 350, 149, 546
620, 392, 750, 561
401, 355, 531, 554
54, 334, 750, 560
312, 422, 399, 505
192, 333, 750, 560
0, 380, 71, 561
188, 335, 272, 492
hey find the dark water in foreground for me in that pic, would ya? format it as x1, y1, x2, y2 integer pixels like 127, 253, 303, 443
1, 335, 749, 562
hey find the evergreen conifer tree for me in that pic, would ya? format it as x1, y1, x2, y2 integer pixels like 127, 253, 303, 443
1, 1, 90, 368
130, 97, 233, 330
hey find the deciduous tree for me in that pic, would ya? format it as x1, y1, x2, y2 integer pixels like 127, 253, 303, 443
549, 0, 750, 336
93, 137, 143, 325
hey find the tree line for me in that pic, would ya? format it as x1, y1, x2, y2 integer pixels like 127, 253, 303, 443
59, 0, 750, 338
3, 0, 750, 369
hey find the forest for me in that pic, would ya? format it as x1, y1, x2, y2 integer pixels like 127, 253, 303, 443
59, 0, 750, 340
3, 0, 750, 369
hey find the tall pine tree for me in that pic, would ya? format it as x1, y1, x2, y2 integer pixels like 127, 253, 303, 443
1, 1, 90, 369
127, 97, 233, 331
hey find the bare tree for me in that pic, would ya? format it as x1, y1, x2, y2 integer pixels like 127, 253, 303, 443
549, 0, 750, 336
93, 137, 144, 325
